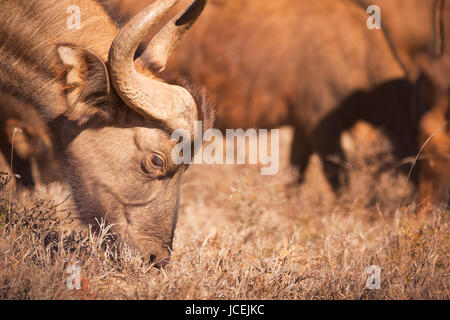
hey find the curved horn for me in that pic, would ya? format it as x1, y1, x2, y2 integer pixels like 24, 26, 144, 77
108, 0, 179, 84
108, 0, 207, 132
138, 0, 207, 71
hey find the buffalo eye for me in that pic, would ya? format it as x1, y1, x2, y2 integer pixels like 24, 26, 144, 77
151, 155, 164, 168
141, 155, 165, 176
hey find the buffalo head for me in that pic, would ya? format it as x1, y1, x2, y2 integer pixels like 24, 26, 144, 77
53, 0, 212, 267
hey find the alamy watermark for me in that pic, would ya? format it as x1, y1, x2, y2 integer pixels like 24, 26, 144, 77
365, 265, 381, 290
171, 121, 280, 175
66, 5, 81, 30
66, 263, 81, 290
367, 5, 381, 30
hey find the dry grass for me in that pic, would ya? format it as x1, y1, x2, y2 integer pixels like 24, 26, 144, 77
0, 126, 448, 300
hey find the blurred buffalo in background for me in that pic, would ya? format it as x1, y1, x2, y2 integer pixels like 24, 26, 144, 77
353, 0, 450, 205
0, 93, 62, 187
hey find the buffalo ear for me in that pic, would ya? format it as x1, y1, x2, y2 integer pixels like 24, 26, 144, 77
55, 44, 114, 125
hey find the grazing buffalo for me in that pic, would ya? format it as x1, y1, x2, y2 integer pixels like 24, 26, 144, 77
168, 0, 419, 193
0, 93, 61, 187
0, 0, 214, 266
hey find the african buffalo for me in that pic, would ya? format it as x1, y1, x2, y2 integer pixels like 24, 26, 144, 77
168, 0, 420, 192
0, 0, 214, 266
0, 93, 62, 187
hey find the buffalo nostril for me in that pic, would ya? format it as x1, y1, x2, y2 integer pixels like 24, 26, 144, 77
149, 255, 169, 268
155, 258, 169, 269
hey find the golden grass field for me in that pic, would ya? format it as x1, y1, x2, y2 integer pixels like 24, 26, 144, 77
0, 125, 448, 299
